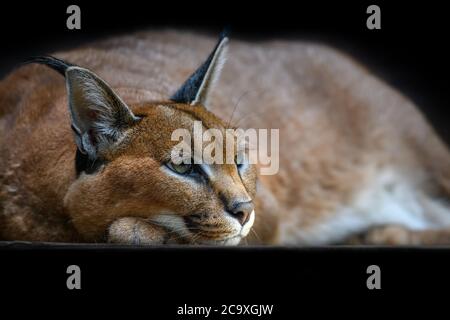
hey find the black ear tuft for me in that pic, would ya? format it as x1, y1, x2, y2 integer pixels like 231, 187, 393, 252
171, 30, 230, 106
22, 56, 75, 76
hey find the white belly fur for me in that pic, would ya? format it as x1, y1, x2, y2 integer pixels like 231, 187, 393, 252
279, 168, 450, 245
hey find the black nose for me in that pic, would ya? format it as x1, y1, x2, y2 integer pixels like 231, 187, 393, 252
228, 201, 254, 225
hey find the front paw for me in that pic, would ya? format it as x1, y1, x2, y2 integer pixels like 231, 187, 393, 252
107, 217, 170, 245
346, 225, 413, 245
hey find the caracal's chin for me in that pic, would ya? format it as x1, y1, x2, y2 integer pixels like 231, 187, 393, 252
152, 210, 255, 246
188, 210, 256, 246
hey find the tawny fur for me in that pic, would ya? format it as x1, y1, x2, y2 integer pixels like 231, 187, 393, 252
1, 30, 449, 245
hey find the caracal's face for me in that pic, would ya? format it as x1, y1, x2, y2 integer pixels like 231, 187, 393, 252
67, 102, 257, 245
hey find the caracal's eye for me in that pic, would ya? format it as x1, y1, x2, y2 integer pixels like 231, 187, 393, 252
166, 161, 193, 175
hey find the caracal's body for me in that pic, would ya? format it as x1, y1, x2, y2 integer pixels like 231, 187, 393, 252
1, 30, 449, 245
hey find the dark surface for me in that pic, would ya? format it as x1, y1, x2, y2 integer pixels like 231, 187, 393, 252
1, 242, 449, 316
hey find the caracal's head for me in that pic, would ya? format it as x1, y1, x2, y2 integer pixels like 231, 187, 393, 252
28, 33, 257, 245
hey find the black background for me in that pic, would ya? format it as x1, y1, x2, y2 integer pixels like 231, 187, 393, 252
1, 0, 449, 315
1, 0, 449, 145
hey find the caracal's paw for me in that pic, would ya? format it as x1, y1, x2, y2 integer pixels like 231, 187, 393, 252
107, 217, 180, 245
347, 225, 413, 245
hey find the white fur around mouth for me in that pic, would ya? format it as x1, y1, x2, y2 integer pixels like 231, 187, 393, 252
212, 210, 256, 246
222, 236, 243, 246
240, 210, 255, 237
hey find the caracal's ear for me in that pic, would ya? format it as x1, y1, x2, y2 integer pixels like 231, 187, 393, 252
24, 56, 140, 159
171, 31, 229, 106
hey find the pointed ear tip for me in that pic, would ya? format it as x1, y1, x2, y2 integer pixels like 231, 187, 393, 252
218, 29, 230, 44
218, 37, 230, 52
220, 25, 232, 37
